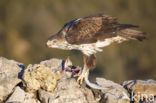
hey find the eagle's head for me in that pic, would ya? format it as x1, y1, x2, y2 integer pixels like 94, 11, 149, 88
46, 19, 79, 49
46, 31, 69, 49
46, 35, 63, 48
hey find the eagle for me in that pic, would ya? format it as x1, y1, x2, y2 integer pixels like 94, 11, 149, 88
46, 14, 145, 86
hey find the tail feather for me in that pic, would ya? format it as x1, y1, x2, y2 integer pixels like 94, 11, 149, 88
117, 24, 139, 30
118, 29, 146, 41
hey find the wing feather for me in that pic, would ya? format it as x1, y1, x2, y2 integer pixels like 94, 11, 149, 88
65, 14, 138, 44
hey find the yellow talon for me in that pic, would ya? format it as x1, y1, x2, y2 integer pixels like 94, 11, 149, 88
74, 74, 85, 85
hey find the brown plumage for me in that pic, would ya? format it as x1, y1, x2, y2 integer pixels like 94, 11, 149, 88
117, 29, 146, 41
66, 14, 145, 44
46, 14, 146, 87
84, 54, 96, 69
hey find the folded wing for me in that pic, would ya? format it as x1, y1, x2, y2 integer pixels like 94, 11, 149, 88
66, 14, 141, 45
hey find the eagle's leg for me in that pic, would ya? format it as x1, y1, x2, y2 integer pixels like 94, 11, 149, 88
76, 61, 88, 85
76, 54, 96, 85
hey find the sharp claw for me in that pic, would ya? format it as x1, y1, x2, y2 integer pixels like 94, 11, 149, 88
74, 66, 85, 85
76, 75, 85, 85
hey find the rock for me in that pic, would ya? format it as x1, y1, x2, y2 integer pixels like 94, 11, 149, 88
6, 86, 40, 103
22, 64, 61, 93
39, 58, 97, 103
40, 58, 63, 72
122, 79, 156, 103
40, 57, 73, 71
0, 57, 22, 101
1, 57, 156, 103
39, 78, 97, 103
40, 57, 75, 79
96, 78, 130, 103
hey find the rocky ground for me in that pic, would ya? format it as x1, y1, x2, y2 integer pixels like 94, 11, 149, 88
0, 57, 156, 103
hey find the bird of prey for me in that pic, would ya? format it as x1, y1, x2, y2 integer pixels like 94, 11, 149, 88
46, 14, 145, 85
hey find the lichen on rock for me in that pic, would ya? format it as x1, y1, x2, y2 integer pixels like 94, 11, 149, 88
22, 64, 61, 93
39, 78, 97, 103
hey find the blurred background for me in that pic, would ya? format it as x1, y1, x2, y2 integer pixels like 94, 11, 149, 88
0, 0, 156, 83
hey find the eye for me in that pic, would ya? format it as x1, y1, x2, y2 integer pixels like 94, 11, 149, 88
53, 40, 57, 43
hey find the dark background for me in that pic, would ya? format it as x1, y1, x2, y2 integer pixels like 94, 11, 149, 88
0, 0, 156, 82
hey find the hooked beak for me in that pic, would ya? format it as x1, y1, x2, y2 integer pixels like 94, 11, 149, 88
46, 41, 52, 48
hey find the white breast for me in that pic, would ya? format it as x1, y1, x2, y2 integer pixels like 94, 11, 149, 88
54, 36, 127, 56
80, 36, 127, 56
